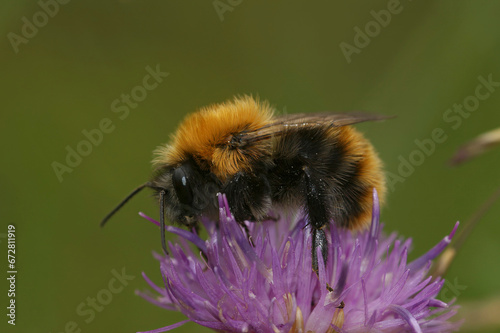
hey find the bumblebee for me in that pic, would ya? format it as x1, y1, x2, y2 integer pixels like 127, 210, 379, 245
101, 96, 388, 271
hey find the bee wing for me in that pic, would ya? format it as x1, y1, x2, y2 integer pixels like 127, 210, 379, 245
245, 112, 393, 143
273, 112, 393, 127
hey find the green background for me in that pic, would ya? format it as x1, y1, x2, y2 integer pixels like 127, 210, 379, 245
2, 1, 500, 332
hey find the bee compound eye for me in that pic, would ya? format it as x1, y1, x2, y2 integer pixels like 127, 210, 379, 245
172, 166, 194, 205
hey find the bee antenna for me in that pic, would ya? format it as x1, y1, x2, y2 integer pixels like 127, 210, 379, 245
100, 182, 151, 227
159, 189, 169, 255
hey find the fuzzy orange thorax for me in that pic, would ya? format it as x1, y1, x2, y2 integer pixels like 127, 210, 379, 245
154, 96, 274, 180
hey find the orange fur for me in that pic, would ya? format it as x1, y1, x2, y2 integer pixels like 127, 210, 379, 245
334, 126, 386, 230
154, 96, 274, 180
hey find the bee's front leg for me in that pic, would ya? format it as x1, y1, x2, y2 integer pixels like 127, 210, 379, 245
223, 171, 271, 244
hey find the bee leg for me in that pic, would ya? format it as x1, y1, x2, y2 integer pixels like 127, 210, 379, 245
312, 228, 328, 273
188, 222, 209, 255
303, 167, 330, 282
237, 220, 255, 247
224, 171, 271, 246
194, 224, 210, 262
159, 190, 169, 255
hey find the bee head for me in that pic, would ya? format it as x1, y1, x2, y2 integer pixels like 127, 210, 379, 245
100, 160, 220, 229
152, 160, 221, 228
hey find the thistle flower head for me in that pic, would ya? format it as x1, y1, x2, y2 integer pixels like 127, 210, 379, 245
137, 190, 462, 333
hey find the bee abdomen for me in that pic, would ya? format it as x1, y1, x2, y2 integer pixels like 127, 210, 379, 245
270, 124, 385, 230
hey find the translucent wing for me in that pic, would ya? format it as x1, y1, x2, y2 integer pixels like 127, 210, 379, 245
244, 112, 393, 144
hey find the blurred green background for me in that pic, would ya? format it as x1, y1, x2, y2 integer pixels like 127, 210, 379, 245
2, 1, 500, 332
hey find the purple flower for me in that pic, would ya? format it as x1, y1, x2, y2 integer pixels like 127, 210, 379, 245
137, 190, 462, 333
